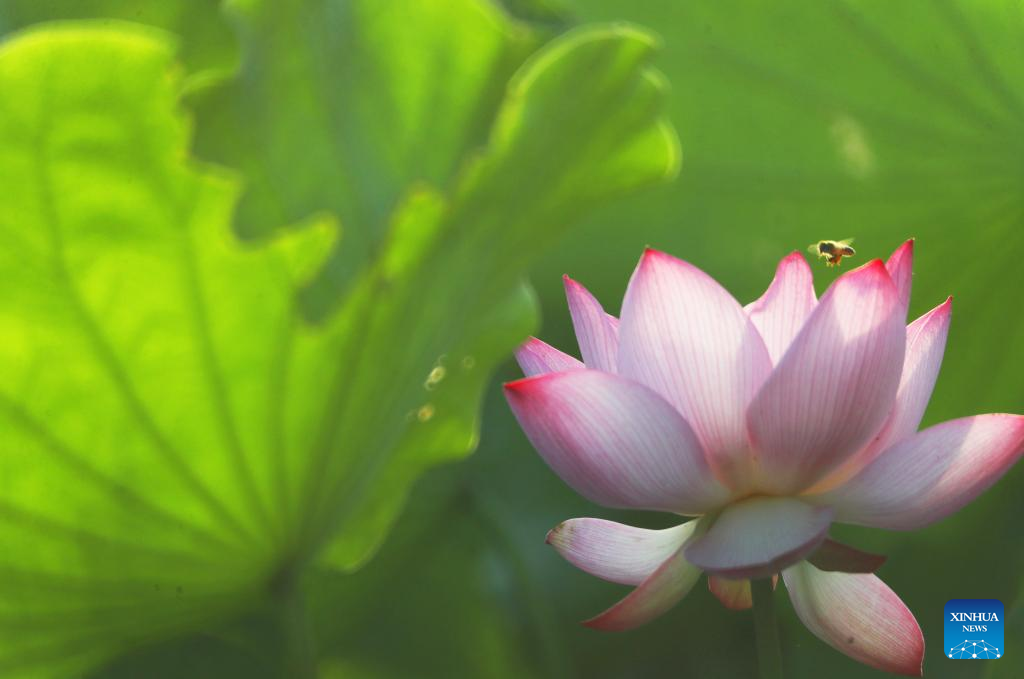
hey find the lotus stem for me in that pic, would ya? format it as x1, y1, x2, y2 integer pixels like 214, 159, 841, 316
752, 577, 783, 679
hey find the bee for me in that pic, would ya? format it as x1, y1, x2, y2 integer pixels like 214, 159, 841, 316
808, 238, 856, 267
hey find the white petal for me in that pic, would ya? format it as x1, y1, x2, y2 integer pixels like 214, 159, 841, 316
547, 518, 695, 585
683, 496, 833, 579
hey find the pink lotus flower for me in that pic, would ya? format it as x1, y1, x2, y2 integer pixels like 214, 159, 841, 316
505, 241, 1024, 676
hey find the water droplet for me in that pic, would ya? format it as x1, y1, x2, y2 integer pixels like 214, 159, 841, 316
417, 404, 435, 422
424, 365, 446, 390
461, 355, 476, 370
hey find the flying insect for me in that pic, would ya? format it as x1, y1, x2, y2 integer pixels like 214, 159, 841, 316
808, 239, 856, 267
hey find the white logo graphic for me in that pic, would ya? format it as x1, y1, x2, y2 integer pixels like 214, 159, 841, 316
948, 640, 1001, 659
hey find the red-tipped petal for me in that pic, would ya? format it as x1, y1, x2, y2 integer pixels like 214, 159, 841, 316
504, 370, 729, 514
582, 539, 702, 632
822, 414, 1024, 530
746, 260, 905, 494
745, 251, 817, 365
784, 562, 924, 676
514, 337, 584, 377
885, 239, 914, 313
547, 518, 696, 586
619, 248, 772, 491
564, 275, 619, 373
683, 497, 833, 579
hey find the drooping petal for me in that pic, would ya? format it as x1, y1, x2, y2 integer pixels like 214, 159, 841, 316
683, 497, 833, 579
819, 414, 1024, 530
618, 248, 772, 490
784, 562, 924, 676
514, 337, 584, 377
707, 575, 777, 610
745, 252, 817, 365
564, 276, 619, 372
806, 538, 886, 573
583, 538, 702, 631
504, 370, 730, 514
809, 298, 952, 492
546, 518, 696, 586
746, 260, 906, 494
885, 239, 914, 313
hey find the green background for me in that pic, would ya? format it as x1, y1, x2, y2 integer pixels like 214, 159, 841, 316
0, 0, 1021, 677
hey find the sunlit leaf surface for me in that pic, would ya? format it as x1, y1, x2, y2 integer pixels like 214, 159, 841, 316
0, 4, 677, 675
0, 1, 235, 77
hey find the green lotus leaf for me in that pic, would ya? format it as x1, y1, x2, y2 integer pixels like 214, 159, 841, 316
0, 3, 677, 674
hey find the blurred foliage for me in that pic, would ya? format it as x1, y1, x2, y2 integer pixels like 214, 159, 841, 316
0, 0, 1022, 678
191, 0, 541, 317
0, 1, 676, 677
0, 0, 235, 79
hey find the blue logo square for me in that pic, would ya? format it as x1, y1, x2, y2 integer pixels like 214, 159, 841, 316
945, 599, 1004, 659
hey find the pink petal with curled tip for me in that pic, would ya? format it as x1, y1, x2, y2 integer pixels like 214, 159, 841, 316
514, 337, 584, 377
618, 248, 772, 491
504, 370, 730, 514
818, 414, 1024, 530
745, 251, 817, 365
784, 562, 924, 676
683, 496, 833, 579
547, 518, 697, 586
564, 276, 619, 372
746, 260, 905, 494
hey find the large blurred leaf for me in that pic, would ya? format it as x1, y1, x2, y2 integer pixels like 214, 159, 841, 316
0, 25, 326, 677
194, 0, 542, 312
307, 471, 557, 679
0, 3, 677, 675
284, 19, 680, 574
0, 1, 234, 78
